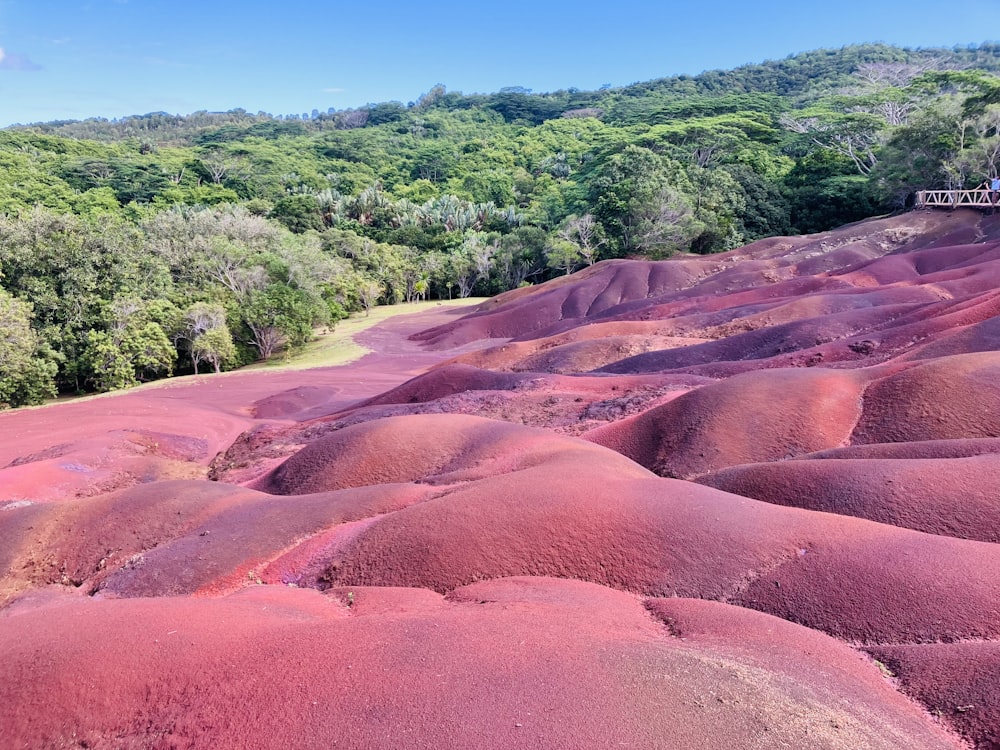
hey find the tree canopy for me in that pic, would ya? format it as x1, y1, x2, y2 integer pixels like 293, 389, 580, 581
2, 42, 999, 406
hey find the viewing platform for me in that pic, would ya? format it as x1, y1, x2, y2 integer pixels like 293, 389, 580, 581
915, 189, 997, 209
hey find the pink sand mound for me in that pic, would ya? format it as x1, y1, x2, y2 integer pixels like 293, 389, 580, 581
442, 319, 708, 373
868, 641, 1000, 750
359, 363, 529, 406
728, 522, 1000, 643
581, 350, 1000, 484
699, 454, 1000, 541
594, 283, 1000, 377
0, 480, 256, 603
852, 351, 1000, 444
592, 308, 872, 374
902, 302, 1000, 360
209, 371, 709, 485
513, 334, 702, 373
0, 579, 963, 750
289, 464, 1000, 645
795, 437, 1000, 460
585, 367, 867, 478
251, 385, 342, 420
411, 259, 709, 348
0, 478, 435, 602
12, 416, 1000, 645
253, 413, 653, 494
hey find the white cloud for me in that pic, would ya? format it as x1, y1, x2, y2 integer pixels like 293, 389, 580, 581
323, 87, 346, 94
0, 47, 41, 72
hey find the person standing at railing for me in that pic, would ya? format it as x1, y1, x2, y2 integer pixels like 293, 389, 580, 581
979, 177, 1000, 214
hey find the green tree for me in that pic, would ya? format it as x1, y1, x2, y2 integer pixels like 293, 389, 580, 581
0, 209, 172, 391
357, 277, 384, 315
176, 302, 235, 374
192, 327, 237, 374
591, 145, 697, 256
0, 290, 58, 408
80, 300, 175, 391
556, 214, 605, 266
242, 283, 317, 360
784, 151, 877, 234
495, 227, 548, 290
270, 195, 325, 233
544, 238, 583, 275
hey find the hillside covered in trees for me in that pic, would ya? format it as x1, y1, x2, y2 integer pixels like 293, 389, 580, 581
2, 42, 1000, 406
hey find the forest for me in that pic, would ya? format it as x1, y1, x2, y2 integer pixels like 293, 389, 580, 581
1, 42, 1000, 407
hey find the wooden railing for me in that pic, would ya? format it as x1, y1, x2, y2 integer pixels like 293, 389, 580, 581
915, 189, 997, 209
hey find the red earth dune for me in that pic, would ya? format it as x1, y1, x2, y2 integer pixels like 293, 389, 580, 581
0, 580, 962, 750
5, 209, 1000, 748
698, 453, 1000, 541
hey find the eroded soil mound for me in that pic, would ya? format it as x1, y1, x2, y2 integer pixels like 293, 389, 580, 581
585, 367, 867, 477
252, 413, 651, 494
0, 579, 960, 750
868, 641, 1000, 750
699, 454, 1000, 541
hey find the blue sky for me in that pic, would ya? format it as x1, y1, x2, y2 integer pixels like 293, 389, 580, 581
0, 0, 997, 127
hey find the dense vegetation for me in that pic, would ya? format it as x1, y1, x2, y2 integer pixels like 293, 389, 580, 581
2, 43, 999, 406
